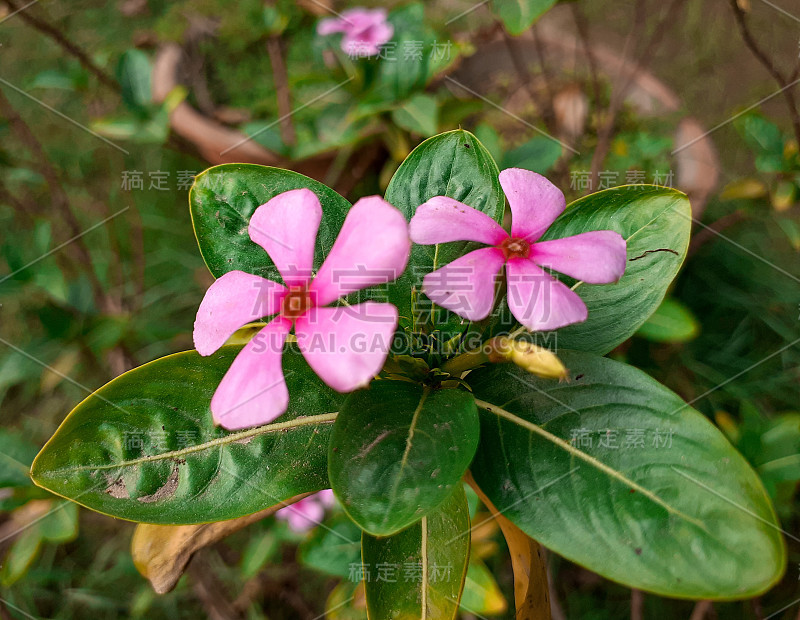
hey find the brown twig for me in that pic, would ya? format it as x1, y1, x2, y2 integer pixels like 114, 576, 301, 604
631, 589, 644, 620
751, 597, 765, 620
1, 0, 119, 93
689, 600, 714, 620
188, 554, 243, 620
728, 0, 800, 147
500, 26, 557, 134
570, 4, 603, 110
546, 560, 567, 620
267, 35, 297, 146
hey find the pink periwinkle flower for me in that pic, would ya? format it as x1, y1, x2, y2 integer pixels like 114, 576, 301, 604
276, 489, 336, 533
317, 8, 394, 56
193, 189, 410, 430
409, 168, 627, 331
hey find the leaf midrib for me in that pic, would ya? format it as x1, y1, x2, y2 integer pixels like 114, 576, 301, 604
382, 388, 431, 524
474, 398, 708, 531
43, 413, 338, 475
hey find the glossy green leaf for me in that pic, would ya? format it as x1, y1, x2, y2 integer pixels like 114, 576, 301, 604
31, 347, 343, 524
468, 353, 786, 599
329, 381, 479, 536
492, 0, 558, 35
362, 485, 470, 619
385, 129, 504, 333
189, 164, 351, 280
636, 297, 700, 343
543, 185, 691, 353
392, 94, 439, 137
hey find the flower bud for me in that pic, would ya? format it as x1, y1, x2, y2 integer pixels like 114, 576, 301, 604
488, 337, 567, 380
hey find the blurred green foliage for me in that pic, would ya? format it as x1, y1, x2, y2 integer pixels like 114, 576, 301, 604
0, 0, 798, 618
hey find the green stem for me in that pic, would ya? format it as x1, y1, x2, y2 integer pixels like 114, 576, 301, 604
440, 348, 490, 376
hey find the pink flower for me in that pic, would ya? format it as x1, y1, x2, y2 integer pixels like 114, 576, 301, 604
194, 189, 410, 430
409, 168, 627, 331
317, 8, 394, 56
276, 489, 336, 533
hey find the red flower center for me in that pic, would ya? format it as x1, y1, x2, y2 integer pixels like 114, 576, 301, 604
280, 285, 314, 321
499, 237, 531, 260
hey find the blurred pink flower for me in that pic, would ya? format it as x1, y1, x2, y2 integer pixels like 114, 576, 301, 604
409, 168, 627, 331
276, 490, 336, 533
317, 8, 393, 56
194, 189, 410, 430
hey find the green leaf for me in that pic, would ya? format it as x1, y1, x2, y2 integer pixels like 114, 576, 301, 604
240, 531, 280, 579
298, 514, 362, 578
543, 185, 691, 354
392, 94, 439, 137
385, 129, 504, 333
468, 353, 786, 599
31, 347, 343, 524
362, 485, 470, 619
326, 580, 368, 620
502, 136, 562, 174
460, 561, 507, 616
372, 4, 452, 101
636, 297, 700, 343
329, 382, 479, 536
491, 0, 558, 35
189, 164, 351, 280
116, 49, 152, 113
0, 429, 39, 488
1, 528, 41, 586
38, 501, 79, 542
736, 113, 785, 173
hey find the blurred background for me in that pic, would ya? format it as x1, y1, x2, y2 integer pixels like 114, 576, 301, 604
0, 0, 798, 618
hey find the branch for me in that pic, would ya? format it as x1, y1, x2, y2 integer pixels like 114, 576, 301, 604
729, 0, 800, 147
1, 0, 119, 93
266, 35, 296, 146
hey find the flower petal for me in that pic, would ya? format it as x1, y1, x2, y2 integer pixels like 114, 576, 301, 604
276, 497, 324, 532
409, 196, 508, 246
210, 317, 292, 430
311, 197, 410, 306
317, 17, 347, 35
499, 168, 566, 242
296, 302, 398, 392
506, 258, 588, 331
249, 188, 321, 288
532, 231, 627, 284
421, 247, 505, 321
316, 489, 336, 507
193, 271, 287, 356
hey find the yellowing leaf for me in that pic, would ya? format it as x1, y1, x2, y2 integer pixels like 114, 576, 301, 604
466, 472, 551, 620
132, 496, 306, 593
719, 178, 768, 201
